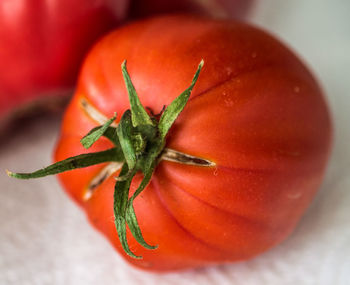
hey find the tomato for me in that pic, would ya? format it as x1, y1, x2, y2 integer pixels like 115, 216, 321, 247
130, 0, 253, 19
53, 15, 331, 271
0, 0, 128, 129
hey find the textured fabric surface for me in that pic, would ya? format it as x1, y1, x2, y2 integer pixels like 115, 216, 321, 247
1, 1, 349, 284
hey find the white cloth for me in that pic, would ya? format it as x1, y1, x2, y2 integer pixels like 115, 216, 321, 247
1, 1, 349, 284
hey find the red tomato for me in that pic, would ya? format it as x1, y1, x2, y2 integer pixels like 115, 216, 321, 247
0, 0, 128, 128
55, 15, 332, 271
130, 0, 253, 19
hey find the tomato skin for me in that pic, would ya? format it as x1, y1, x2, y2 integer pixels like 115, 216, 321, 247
55, 15, 332, 271
130, 0, 253, 19
0, 0, 128, 123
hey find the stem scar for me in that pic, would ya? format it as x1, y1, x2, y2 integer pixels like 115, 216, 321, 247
80, 98, 215, 167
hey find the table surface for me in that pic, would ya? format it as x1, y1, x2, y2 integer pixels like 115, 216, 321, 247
1, 1, 349, 284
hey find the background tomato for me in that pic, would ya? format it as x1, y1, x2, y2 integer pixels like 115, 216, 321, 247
130, 0, 253, 19
0, 0, 128, 131
54, 15, 332, 271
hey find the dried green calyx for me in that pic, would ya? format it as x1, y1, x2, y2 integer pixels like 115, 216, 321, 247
7, 60, 205, 259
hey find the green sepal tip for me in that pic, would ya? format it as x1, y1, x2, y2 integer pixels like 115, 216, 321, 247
158, 60, 204, 139
121, 60, 154, 128
81, 113, 117, 149
6, 148, 123, 179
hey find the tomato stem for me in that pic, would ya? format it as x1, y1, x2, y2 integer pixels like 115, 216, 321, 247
7, 59, 205, 259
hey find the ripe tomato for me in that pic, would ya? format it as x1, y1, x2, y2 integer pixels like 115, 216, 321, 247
130, 0, 253, 19
54, 15, 332, 271
0, 0, 128, 129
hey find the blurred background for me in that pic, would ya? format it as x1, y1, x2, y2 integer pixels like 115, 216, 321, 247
1, 0, 349, 284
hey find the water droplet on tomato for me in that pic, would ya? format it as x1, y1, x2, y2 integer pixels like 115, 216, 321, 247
287, 192, 302, 199
224, 98, 234, 107
293, 86, 300, 93
226, 67, 233, 75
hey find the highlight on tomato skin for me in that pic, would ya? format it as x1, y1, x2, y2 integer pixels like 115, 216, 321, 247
0, 0, 129, 132
54, 15, 330, 271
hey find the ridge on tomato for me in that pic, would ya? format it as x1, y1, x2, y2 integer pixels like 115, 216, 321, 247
0, 0, 128, 131
9, 15, 332, 272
